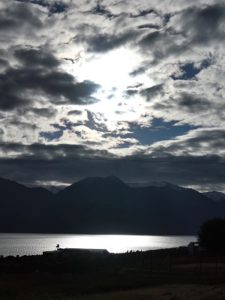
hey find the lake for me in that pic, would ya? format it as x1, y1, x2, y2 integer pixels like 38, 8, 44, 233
0, 234, 196, 256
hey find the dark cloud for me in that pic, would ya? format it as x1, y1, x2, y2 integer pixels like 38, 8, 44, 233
153, 90, 214, 116
130, 8, 160, 19
0, 70, 29, 110
85, 111, 108, 132
129, 65, 149, 77
29, 107, 56, 117
0, 58, 9, 68
139, 30, 162, 47
0, 67, 100, 109
159, 129, 225, 155
124, 89, 139, 98
67, 110, 82, 116
135, 3, 224, 68
79, 30, 138, 53
0, 48, 100, 110
15, 0, 68, 14
137, 24, 161, 30
179, 4, 225, 46
0, 142, 113, 160
9, 120, 38, 130
176, 92, 211, 113
141, 30, 188, 65
90, 1, 116, 19
127, 83, 143, 89
140, 84, 164, 101
132, 4, 225, 67
14, 47, 60, 69
0, 2, 42, 31
0, 142, 225, 191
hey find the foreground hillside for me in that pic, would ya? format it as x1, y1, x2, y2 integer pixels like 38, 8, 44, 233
1, 176, 225, 234
67, 285, 225, 300
1, 247, 225, 300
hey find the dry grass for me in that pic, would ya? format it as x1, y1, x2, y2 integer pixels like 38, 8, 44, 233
1, 250, 225, 299
0, 273, 225, 300
75, 284, 225, 300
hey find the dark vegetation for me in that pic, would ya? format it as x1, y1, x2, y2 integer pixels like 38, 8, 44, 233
198, 218, 225, 253
1, 176, 225, 235
0, 247, 225, 299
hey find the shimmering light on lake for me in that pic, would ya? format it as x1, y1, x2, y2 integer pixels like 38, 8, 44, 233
0, 234, 196, 256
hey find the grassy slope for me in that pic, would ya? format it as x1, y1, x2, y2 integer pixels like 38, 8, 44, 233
1, 248, 225, 299
79, 285, 225, 300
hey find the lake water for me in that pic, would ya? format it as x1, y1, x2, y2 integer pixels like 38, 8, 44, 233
0, 234, 196, 256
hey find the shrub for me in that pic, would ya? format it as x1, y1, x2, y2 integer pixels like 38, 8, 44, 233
198, 218, 225, 253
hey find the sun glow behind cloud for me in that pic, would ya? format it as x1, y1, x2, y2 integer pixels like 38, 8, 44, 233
74, 47, 145, 90
63, 47, 154, 129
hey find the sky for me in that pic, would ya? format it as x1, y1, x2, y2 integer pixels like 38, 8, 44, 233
1, 0, 225, 191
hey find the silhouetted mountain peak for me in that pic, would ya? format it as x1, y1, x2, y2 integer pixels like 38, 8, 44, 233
132, 181, 188, 192
60, 176, 128, 194
82, 176, 126, 185
1, 176, 225, 235
103, 176, 127, 186
203, 191, 225, 202
150, 181, 183, 190
0, 176, 20, 186
0, 176, 29, 192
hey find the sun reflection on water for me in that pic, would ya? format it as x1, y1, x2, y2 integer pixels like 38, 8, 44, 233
55, 234, 196, 253
0, 234, 196, 256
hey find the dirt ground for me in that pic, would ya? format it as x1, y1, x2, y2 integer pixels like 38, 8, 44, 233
1, 250, 225, 299
77, 284, 225, 300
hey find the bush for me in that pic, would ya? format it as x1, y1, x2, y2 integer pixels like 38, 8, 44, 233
198, 218, 225, 253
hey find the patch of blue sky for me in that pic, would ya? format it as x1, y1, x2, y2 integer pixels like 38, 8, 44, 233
127, 118, 198, 145
172, 59, 211, 80
39, 130, 63, 141
39, 120, 74, 141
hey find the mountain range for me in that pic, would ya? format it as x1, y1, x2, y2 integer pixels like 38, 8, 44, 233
1, 176, 225, 235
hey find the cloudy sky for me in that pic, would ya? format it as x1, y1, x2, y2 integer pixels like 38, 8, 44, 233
1, 0, 225, 191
